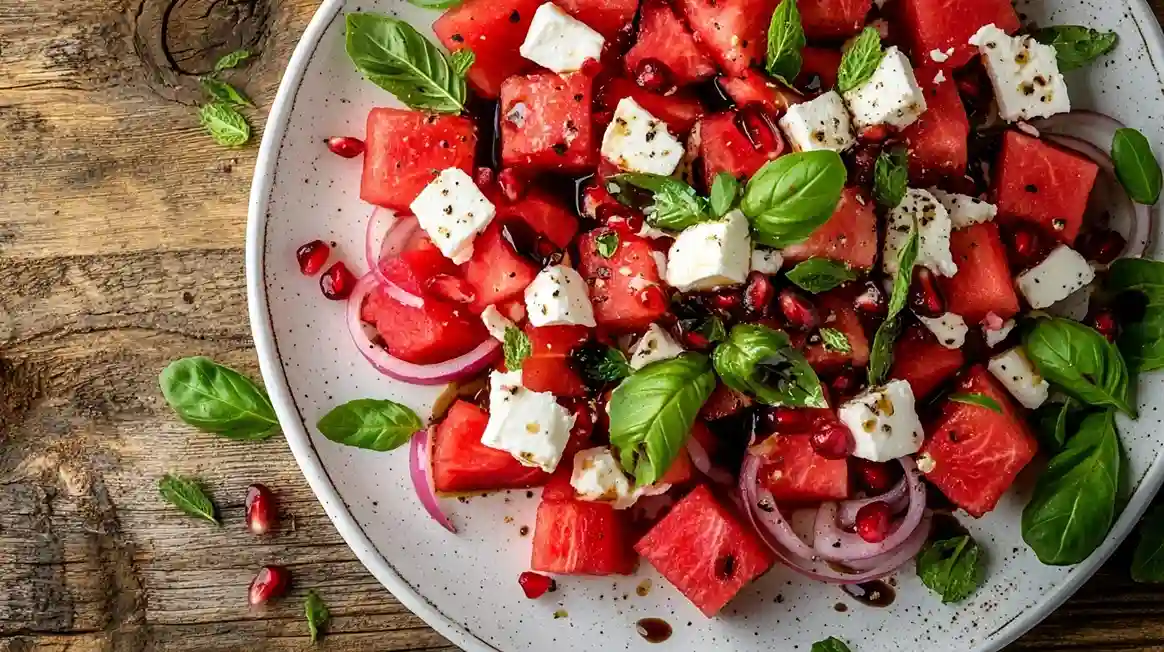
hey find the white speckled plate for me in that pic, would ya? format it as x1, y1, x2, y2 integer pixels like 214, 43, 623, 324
247, 2, 1164, 650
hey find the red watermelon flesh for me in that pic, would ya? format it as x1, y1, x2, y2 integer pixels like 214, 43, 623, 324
500, 72, 596, 173
759, 434, 850, 503
626, 0, 717, 87
799, 0, 872, 40
903, 67, 969, 185
360, 109, 477, 211
676, 0, 779, 75
782, 187, 878, 270
994, 130, 1099, 245
938, 222, 1020, 324
431, 401, 549, 493
889, 324, 966, 399
433, 0, 541, 98
895, 0, 1021, 69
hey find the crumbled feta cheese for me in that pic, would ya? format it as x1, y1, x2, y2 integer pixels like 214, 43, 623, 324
933, 70, 947, 84
665, 210, 751, 291
409, 168, 496, 264
842, 47, 928, 130
969, 24, 1070, 122
838, 380, 925, 463
987, 346, 1050, 409
751, 248, 784, 274
480, 305, 516, 342
929, 47, 954, 63
883, 188, 958, 277
917, 312, 968, 349
571, 447, 633, 502
929, 188, 997, 229
629, 323, 685, 370
600, 97, 683, 175
1016, 245, 1095, 309
481, 370, 576, 472
983, 318, 1016, 348
638, 222, 672, 240
518, 3, 605, 74
777, 90, 855, 153
525, 265, 596, 327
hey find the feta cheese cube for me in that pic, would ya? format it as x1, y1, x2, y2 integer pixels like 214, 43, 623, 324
983, 318, 1016, 348
600, 97, 683, 175
929, 188, 997, 229
987, 346, 1050, 409
883, 189, 958, 278
410, 168, 496, 264
969, 24, 1070, 122
525, 265, 596, 327
751, 247, 784, 274
629, 323, 685, 370
480, 304, 516, 341
838, 379, 925, 463
1016, 244, 1095, 309
481, 370, 576, 472
842, 47, 928, 130
665, 210, 751, 291
777, 90, 855, 153
917, 312, 968, 349
570, 447, 633, 503
519, 3, 605, 74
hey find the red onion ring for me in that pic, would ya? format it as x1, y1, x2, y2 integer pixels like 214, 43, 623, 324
409, 428, 456, 533
837, 477, 910, 530
365, 207, 425, 308
686, 437, 735, 485
814, 458, 925, 562
347, 273, 500, 385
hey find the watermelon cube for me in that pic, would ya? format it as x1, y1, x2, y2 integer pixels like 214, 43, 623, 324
920, 366, 1038, 517
804, 288, 871, 371
378, 231, 459, 298
676, 0, 779, 75
700, 383, 753, 420
532, 473, 637, 575
461, 223, 539, 311
800, 0, 872, 40
782, 187, 878, 270
635, 485, 775, 616
695, 111, 785, 190
577, 226, 668, 332
360, 109, 477, 211
498, 188, 580, 248
797, 47, 842, 91
598, 77, 705, 135
994, 130, 1099, 245
554, 0, 639, 38
889, 324, 965, 399
718, 72, 800, 114
434, 0, 540, 98
895, 0, 1021, 69
625, 0, 717, 87
903, 67, 969, 185
522, 325, 591, 397
759, 434, 850, 503
500, 72, 596, 172
361, 284, 488, 365
432, 401, 549, 493
938, 222, 1020, 323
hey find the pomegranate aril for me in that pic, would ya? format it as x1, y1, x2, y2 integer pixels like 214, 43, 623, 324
497, 167, 527, 202
580, 57, 603, 77
1076, 229, 1126, 265
518, 571, 555, 599
908, 267, 945, 318
710, 291, 741, 310
248, 566, 291, 605
682, 330, 712, 350
326, 136, 365, 158
744, 271, 775, 316
427, 274, 477, 304
809, 418, 853, 460
765, 407, 809, 434
853, 281, 886, 316
1004, 222, 1049, 270
828, 367, 861, 401
296, 240, 331, 276
858, 125, 890, 143
245, 483, 278, 535
734, 105, 783, 154
320, 262, 357, 301
852, 459, 898, 494
1091, 310, 1119, 342
854, 501, 892, 543
779, 288, 819, 331
473, 166, 495, 190
633, 58, 674, 94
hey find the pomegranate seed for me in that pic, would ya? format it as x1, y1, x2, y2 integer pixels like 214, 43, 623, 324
778, 288, 819, 331
1004, 222, 1049, 270
734, 106, 783, 154
744, 271, 775, 316
829, 367, 861, 401
1076, 229, 1126, 265
852, 459, 897, 494
320, 262, 356, 301
497, 167, 527, 202
633, 58, 674, 94
1091, 310, 1119, 342
710, 291, 742, 310
908, 267, 946, 318
248, 566, 291, 605
326, 136, 365, 158
858, 125, 891, 143
245, 483, 278, 535
473, 166, 495, 189
580, 58, 604, 77
772, 407, 809, 433
853, 281, 886, 316
296, 240, 331, 276
427, 274, 477, 304
518, 571, 555, 599
855, 501, 892, 543
809, 418, 853, 460
682, 330, 712, 350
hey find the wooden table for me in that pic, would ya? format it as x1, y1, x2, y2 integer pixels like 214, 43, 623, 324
2, 1, 1163, 650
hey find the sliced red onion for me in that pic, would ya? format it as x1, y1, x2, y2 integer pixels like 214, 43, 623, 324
686, 436, 735, 485
409, 428, 456, 533
347, 273, 500, 385
813, 458, 925, 563
365, 208, 425, 307
837, 477, 910, 530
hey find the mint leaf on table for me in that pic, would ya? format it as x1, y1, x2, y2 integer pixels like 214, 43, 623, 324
740, 151, 847, 247
159, 357, 278, 440
201, 77, 253, 108
713, 324, 826, 409
214, 49, 252, 72
198, 103, 252, 148
158, 474, 220, 525
305, 590, 330, 642
316, 399, 423, 452
344, 13, 468, 113
917, 534, 985, 603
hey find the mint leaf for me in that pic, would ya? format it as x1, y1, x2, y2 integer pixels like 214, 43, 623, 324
811, 637, 852, 652
345, 13, 467, 113
573, 344, 632, 384
201, 77, 254, 107
713, 324, 826, 408
214, 49, 251, 72
449, 48, 475, 77
1033, 26, 1118, 71
765, 0, 805, 84
595, 231, 619, 258
504, 327, 532, 371
873, 148, 908, 209
867, 216, 918, 385
316, 399, 423, 451
949, 393, 1003, 414
836, 27, 883, 93
710, 172, 740, 218
613, 173, 709, 231
819, 327, 851, 353
158, 474, 220, 525
305, 590, 330, 642
785, 258, 857, 293
198, 103, 251, 147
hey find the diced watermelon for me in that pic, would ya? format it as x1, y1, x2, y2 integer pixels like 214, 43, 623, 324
895, 0, 1020, 69
938, 222, 1020, 323
500, 72, 596, 173
434, 0, 540, 98
635, 485, 775, 616
920, 365, 1038, 517
799, 0, 872, 40
625, 0, 717, 87
676, 0, 779, 75
361, 109, 477, 210
660, 447, 695, 485
498, 188, 580, 248
805, 288, 871, 371
577, 226, 668, 332
758, 434, 850, 503
797, 47, 842, 91
597, 77, 705, 135
717, 72, 801, 115
700, 383, 753, 420
903, 67, 969, 185
555, 0, 639, 38
695, 111, 785, 190
782, 187, 878, 269
378, 231, 459, 297
889, 324, 965, 399
522, 325, 591, 397
432, 401, 549, 493
532, 476, 638, 575
461, 223, 539, 311
993, 130, 1099, 245
361, 285, 488, 365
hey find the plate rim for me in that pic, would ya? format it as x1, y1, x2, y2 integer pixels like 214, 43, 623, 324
245, 2, 1164, 650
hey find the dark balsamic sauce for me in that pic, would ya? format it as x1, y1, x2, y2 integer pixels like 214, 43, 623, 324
635, 618, 673, 643
840, 580, 896, 608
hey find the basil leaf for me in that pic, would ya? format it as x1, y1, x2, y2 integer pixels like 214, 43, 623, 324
159, 357, 278, 440
949, 393, 1003, 413
613, 173, 709, 230
811, 637, 852, 652
158, 474, 220, 525
699, 316, 727, 344
504, 327, 532, 371
873, 148, 908, 209
198, 103, 251, 147
785, 258, 857, 293
200, 77, 253, 107
1033, 26, 1118, 71
1107, 258, 1164, 372
740, 151, 847, 247
867, 217, 919, 385
1023, 317, 1136, 417
408, 0, 464, 9
1132, 503, 1164, 582
214, 49, 251, 72
317, 399, 423, 451
1022, 410, 1121, 565
765, 0, 805, 84
305, 590, 330, 642
573, 344, 632, 384
345, 13, 467, 114
1033, 397, 1081, 451
836, 27, 883, 93
713, 324, 826, 409
609, 353, 716, 486
595, 231, 619, 258
710, 172, 740, 218
819, 327, 851, 353
1113, 128, 1163, 205
916, 535, 985, 603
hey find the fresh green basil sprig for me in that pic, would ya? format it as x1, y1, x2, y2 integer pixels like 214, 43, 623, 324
1112, 128, 1163, 205
1033, 26, 1118, 71
811, 637, 852, 652
316, 399, 424, 452
611, 173, 710, 231
1033, 397, 1082, 452
160, 357, 280, 440
784, 258, 857, 294
765, 0, 805, 85
709, 172, 741, 218
1023, 317, 1136, 417
1106, 257, 1164, 372
867, 217, 919, 385
836, 26, 883, 93
740, 151, 847, 247
916, 535, 985, 603
712, 324, 826, 408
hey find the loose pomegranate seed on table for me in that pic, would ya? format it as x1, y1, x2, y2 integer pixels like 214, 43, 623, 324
855, 501, 892, 544
325, 136, 365, 158
248, 565, 291, 606
518, 571, 555, 599
296, 240, 331, 276
245, 483, 278, 535
320, 261, 357, 300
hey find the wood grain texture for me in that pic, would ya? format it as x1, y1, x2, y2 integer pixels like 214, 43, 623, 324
1, 0, 1163, 650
